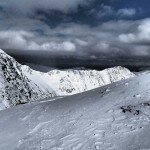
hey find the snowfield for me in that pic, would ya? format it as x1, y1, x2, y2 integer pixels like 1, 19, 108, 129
0, 72, 150, 150
0, 49, 135, 109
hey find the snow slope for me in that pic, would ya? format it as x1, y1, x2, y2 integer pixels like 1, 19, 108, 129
0, 72, 150, 150
0, 49, 134, 109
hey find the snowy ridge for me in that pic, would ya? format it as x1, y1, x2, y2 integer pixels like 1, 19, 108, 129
0, 49, 135, 109
22, 66, 135, 96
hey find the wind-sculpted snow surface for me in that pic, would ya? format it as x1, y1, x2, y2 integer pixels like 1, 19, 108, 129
1, 72, 150, 150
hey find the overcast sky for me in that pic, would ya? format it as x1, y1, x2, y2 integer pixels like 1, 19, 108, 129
0, 0, 150, 60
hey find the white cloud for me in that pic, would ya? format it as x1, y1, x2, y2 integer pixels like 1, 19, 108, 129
97, 4, 114, 18
138, 19, 150, 40
117, 8, 136, 16
0, 30, 76, 52
96, 42, 110, 51
75, 39, 88, 46
63, 41, 76, 52
119, 33, 136, 43
40, 41, 76, 52
119, 18, 150, 44
0, 30, 33, 49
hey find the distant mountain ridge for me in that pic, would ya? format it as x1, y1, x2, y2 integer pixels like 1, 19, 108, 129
22, 66, 135, 96
0, 49, 135, 110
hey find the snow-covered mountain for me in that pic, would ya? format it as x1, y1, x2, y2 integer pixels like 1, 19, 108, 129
0, 70, 150, 150
0, 49, 135, 109
22, 66, 135, 96
0, 49, 56, 109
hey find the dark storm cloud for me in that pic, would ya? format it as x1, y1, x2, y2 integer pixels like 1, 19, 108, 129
1, 19, 150, 58
0, 0, 93, 14
0, 0, 150, 59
